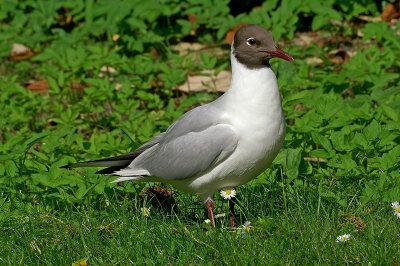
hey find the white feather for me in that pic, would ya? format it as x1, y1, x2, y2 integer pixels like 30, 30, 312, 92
112, 168, 150, 177
111, 176, 143, 183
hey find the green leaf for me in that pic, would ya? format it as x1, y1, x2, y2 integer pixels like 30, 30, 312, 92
311, 15, 329, 31
381, 104, 398, 121
363, 120, 381, 141
311, 132, 333, 153
309, 149, 330, 159
380, 146, 400, 171
282, 148, 302, 182
47, 76, 60, 93
353, 133, 369, 150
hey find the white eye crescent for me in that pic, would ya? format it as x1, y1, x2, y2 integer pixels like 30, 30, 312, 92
246, 38, 256, 46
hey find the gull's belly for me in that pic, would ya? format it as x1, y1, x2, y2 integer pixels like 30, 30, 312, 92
222, 114, 286, 184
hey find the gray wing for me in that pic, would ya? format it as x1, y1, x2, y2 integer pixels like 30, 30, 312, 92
162, 101, 224, 142
128, 123, 238, 180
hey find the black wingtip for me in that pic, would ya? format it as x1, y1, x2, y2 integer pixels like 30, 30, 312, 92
95, 166, 123, 175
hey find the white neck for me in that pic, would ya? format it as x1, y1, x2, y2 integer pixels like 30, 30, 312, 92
220, 53, 283, 116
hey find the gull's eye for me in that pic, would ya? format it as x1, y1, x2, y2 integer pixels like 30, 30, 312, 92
246, 38, 256, 46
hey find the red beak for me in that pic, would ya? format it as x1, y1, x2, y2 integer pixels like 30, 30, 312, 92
268, 48, 294, 62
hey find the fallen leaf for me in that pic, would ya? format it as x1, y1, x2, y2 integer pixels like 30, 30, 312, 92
66, 15, 72, 24
174, 42, 206, 56
173, 42, 227, 66
224, 23, 248, 44
149, 48, 159, 57
224, 31, 236, 45
115, 82, 123, 91
8, 43, 35, 61
177, 69, 231, 93
112, 34, 120, 41
187, 13, 198, 24
98, 65, 117, 81
56, 7, 72, 26
382, 3, 400, 22
68, 82, 88, 93
26, 80, 50, 94
305, 57, 324, 65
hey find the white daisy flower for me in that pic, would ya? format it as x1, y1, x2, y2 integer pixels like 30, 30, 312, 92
215, 213, 226, 219
391, 202, 400, 218
241, 221, 253, 234
220, 188, 236, 200
204, 219, 211, 224
336, 233, 351, 242
140, 207, 150, 217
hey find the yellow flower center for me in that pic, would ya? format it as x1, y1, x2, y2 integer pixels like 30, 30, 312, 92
143, 208, 149, 216
341, 237, 346, 241
396, 207, 400, 213
226, 190, 231, 195
246, 226, 251, 233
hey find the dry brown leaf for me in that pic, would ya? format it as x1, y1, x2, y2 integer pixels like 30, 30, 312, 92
224, 31, 236, 45
149, 48, 159, 57
8, 43, 35, 61
112, 34, 120, 41
187, 13, 198, 24
173, 42, 226, 63
224, 23, 248, 44
26, 80, 50, 94
174, 42, 206, 56
66, 15, 72, 24
382, 3, 400, 22
305, 57, 323, 65
98, 65, 117, 81
56, 7, 72, 26
68, 82, 87, 93
177, 69, 231, 93
114, 82, 123, 91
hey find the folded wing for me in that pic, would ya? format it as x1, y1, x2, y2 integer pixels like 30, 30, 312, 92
114, 123, 238, 180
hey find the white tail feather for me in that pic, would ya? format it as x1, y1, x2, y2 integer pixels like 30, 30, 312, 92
111, 176, 141, 183
110, 168, 151, 183
113, 169, 150, 177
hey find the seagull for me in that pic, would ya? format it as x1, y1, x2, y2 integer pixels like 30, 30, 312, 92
62, 24, 294, 229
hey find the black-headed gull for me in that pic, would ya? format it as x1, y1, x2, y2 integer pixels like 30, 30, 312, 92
63, 24, 294, 228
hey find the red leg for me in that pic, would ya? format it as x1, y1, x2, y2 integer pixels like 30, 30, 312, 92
229, 199, 236, 229
206, 198, 216, 229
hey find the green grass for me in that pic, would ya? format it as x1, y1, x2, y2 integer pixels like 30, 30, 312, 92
1, 0, 400, 264
1, 187, 399, 265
